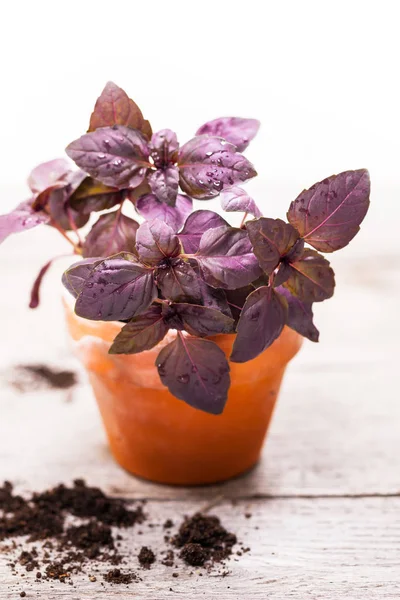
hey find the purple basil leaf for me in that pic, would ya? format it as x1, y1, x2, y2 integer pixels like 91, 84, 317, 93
82, 210, 139, 258
62, 257, 102, 299
276, 286, 319, 342
156, 334, 230, 414
220, 186, 262, 218
75, 257, 157, 321
136, 193, 192, 232
231, 286, 287, 363
69, 177, 122, 214
195, 225, 262, 289
178, 136, 257, 200
195, 117, 260, 152
246, 217, 300, 275
136, 219, 181, 266
109, 304, 168, 354
283, 248, 335, 302
172, 303, 234, 337
178, 210, 229, 254
66, 125, 150, 189
148, 165, 179, 206
198, 280, 232, 317
29, 258, 54, 309
0, 201, 49, 244
149, 129, 179, 168
88, 81, 152, 139
287, 169, 370, 252
156, 259, 202, 303
47, 170, 90, 230
273, 261, 291, 287
27, 158, 71, 194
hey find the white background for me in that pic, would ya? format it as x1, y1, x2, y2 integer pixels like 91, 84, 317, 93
0, 0, 398, 254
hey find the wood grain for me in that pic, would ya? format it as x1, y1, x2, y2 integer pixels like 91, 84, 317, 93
1, 497, 400, 599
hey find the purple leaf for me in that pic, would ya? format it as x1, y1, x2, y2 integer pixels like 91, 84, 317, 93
148, 165, 179, 206
27, 158, 71, 194
156, 259, 202, 303
0, 201, 49, 244
82, 210, 139, 258
198, 280, 232, 317
69, 177, 122, 214
149, 129, 179, 168
246, 217, 301, 275
283, 249, 335, 302
109, 305, 168, 354
66, 125, 150, 189
88, 81, 152, 139
195, 226, 262, 289
29, 258, 54, 309
276, 286, 319, 342
172, 303, 234, 337
225, 285, 254, 322
46, 170, 90, 230
156, 333, 230, 414
178, 136, 257, 200
230, 286, 287, 363
287, 169, 370, 252
195, 117, 260, 152
136, 219, 181, 266
179, 210, 229, 254
136, 193, 192, 232
62, 257, 102, 299
75, 257, 157, 321
220, 186, 262, 218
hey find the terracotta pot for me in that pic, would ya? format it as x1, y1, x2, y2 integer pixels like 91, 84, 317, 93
64, 299, 302, 485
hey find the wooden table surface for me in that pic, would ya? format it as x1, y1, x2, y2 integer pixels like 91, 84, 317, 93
0, 215, 399, 599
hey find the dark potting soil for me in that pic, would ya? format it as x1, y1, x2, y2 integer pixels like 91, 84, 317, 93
172, 512, 237, 566
138, 546, 156, 568
1, 480, 241, 591
10, 364, 77, 391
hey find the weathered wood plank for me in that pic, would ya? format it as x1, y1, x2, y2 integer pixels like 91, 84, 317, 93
1, 497, 400, 599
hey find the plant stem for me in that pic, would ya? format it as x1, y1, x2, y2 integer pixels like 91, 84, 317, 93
240, 212, 249, 228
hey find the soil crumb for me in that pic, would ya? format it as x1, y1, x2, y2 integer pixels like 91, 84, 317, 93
103, 568, 137, 584
138, 546, 155, 568
172, 513, 237, 567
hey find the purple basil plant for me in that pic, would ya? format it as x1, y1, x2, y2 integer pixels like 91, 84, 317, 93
0, 82, 371, 414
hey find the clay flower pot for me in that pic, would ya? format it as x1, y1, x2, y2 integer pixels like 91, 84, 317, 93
64, 300, 302, 485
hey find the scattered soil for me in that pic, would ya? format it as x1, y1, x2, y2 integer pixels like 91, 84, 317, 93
172, 513, 237, 567
9, 364, 77, 391
1, 480, 242, 592
138, 546, 155, 569
103, 568, 138, 584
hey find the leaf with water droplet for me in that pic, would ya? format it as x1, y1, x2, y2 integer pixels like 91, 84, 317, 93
148, 165, 179, 206
194, 226, 262, 289
88, 81, 152, 139
282, 248, 335, 302
230, 286, 287, 362
220, 186, 262, 218
195, 117, 260, 152
0, 200, 50, 245
287, 169, 370, 252
82, 210, 139, 258
109, 304, 168, 354
276, 286, 319, 342
62, 257, 103, 299
66, 125, 150, 189
75, 257, 157, 321
178, 136, 257, 200
149, 129, 179, 168
136, 193, 192, 232
156, 259, 202, 303
246, 217, 301, 275
155, 333, 230, 414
